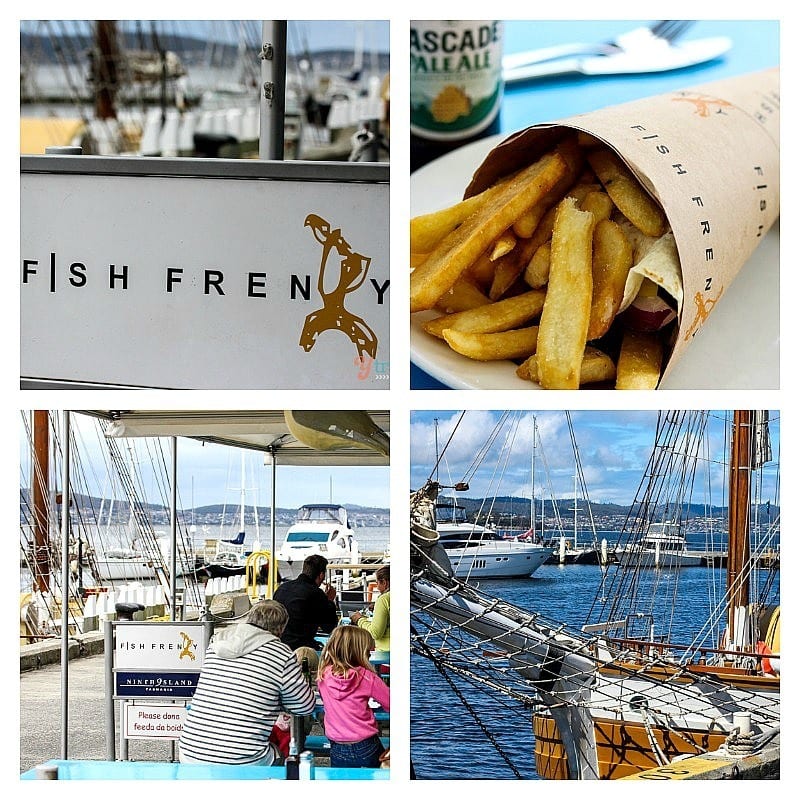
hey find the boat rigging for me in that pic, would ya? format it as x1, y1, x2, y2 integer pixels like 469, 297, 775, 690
411, 410, 780, 779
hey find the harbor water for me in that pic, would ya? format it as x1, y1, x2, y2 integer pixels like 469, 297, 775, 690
20, 524, 390, 592
410, 562, 780, 780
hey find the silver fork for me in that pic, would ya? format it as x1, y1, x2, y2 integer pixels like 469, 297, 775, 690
502, 20, 729, 83
502, 21, 694, 71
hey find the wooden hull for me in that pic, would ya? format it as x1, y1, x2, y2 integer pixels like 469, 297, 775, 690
533, 713, 727, 780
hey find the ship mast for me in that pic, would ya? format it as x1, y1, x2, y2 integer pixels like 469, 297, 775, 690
93, 21, 119, 120
727, 410, 752, 650
31, 410, 51, 593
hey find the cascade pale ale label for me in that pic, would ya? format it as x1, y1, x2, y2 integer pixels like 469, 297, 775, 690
410, 20, 504, 151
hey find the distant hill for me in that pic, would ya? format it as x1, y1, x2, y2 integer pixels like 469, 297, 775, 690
443, 495, 777, 527
20, 30, 389, 71
20, 490, 388, 524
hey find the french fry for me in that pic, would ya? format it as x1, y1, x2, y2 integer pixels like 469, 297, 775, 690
467, 250, 497, 290
615, 330, 663, 389
410, 182, 506, 253
495, 181, 603, 299
434, 280, 491, 314
410, 149, 569, 312
535, 197, 594, 389
424, 290, 547, 339
490, 230, 517, 260
587, 219, 634, 340
411, 131, 681, 391
580, 190, 614, 224
442, 326, 539, 361
518, 346, 616, 385
489, 235, 544, 300
523, 242, 551, 288
511, 138, 586, 238
587, 148, 667, 238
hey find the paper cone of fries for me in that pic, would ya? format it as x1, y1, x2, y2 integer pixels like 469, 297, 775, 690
459, 68, 780, 385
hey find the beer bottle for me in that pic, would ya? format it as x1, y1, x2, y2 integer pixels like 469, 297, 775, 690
410, 20, 504, 172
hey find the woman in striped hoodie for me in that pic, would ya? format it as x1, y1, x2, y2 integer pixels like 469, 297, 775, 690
179, 600, 315, 765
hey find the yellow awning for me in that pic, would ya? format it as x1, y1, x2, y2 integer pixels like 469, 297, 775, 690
20, 117, 85, 154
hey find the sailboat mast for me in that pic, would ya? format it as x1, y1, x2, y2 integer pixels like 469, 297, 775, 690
727, 410, 752, 646
32, 410, 51, 593
434, 418, 440, 483
240, 451, 246, 534
573, 472, 578, 542
530, 417, 535, 531
93, 21, 119, 120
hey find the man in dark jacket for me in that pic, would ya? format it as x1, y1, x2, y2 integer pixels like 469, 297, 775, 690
273, 554, 338, 652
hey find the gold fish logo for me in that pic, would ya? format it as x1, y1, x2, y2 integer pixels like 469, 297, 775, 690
179, 631, 196, 661
672, 92, 734, 117
683, 287, 724, 341
300, 214, 378, 360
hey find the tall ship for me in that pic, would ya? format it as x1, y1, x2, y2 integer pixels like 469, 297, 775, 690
411, 410, 780, 779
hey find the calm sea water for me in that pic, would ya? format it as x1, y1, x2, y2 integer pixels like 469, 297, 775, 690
20, 525, 390, 591
410, 562, 780, 780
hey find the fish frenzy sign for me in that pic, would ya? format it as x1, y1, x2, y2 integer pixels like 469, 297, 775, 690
114, 621, 208, 699
20, 156, 390, 388
114, 621, 208, 670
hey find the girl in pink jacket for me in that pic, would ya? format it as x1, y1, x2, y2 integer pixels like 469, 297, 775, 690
317, 625, 390, 768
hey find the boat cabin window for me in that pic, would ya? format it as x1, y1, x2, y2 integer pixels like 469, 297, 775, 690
438, 529, 502, 548
285, 531, 337, 543
435, 504, 469, 525
297, 505, 348, 525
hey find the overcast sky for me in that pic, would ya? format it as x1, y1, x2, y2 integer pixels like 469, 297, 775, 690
410, 410, 780, 510
20, 411, 389, 510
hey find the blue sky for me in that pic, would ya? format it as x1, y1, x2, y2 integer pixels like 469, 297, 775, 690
20, 412, 389, 511
410, 410, 780, 509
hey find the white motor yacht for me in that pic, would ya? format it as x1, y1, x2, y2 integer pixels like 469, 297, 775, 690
435, 503, 550, 579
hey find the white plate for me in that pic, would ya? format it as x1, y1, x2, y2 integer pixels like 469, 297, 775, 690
410, 136, 780, 391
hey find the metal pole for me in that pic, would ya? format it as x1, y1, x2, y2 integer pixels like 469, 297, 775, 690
169, 436, 179, 763
270, 449, 277, 593
170, 437, 178, 621
259, 20, 287, 160
59, 411, 71, 759
104, 620, 116, 760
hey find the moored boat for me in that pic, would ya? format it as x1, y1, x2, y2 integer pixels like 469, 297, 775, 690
435, 502, 550, 579
616, 521, 702, 568
277, 503, 360, 579
411, 410, 780, 779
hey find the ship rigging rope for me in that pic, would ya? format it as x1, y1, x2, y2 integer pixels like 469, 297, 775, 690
412, 545, 780, 726
428, 412, 465, 485
412, 623, 527, 779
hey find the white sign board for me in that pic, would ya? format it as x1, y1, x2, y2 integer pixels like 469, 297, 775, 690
115, 621, 207, 670
21, 157, 390, 388
124, 703, 187, 740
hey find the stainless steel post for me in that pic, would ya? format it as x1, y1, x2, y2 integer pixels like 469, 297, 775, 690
170, 437, 178, 621
259, 21, 287, 160
105, 619, 116, 760
59, 410, 71, 759
270, 449, 277, 593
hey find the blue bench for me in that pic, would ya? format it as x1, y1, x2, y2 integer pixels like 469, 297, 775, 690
303, 735, 390, 756
21, 760, 389, 780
